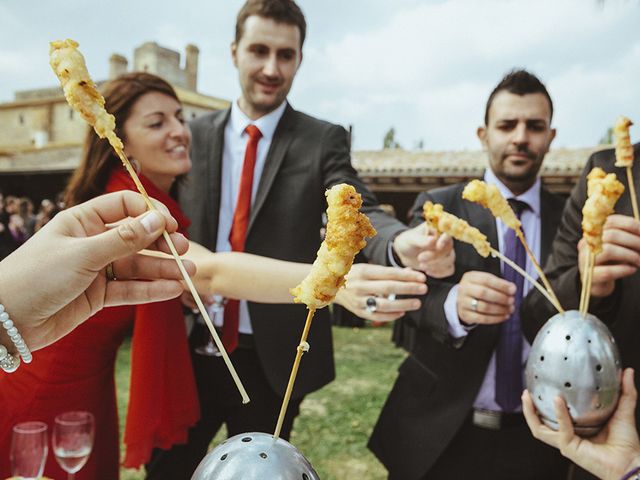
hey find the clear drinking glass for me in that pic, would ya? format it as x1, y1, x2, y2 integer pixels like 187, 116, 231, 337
10, 421, 48, 480
195, 296, 226, 357
52, 411, 94, 480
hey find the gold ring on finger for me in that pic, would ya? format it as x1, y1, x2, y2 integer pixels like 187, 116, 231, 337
106, 263, 117, 281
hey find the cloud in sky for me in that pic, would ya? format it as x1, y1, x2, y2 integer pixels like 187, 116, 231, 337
1, 0, 638, 151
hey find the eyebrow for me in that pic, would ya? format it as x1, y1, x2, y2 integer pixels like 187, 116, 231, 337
142, 108, 183, 118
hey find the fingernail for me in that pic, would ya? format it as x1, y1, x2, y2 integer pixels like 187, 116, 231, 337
412, 301, 421, 309
141, 211, 163, 233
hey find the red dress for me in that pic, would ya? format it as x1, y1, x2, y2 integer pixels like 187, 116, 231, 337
0, 170, 199, 479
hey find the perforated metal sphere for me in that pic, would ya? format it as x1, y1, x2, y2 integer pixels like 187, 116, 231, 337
525, 310, 622, 436
191, 432, 320, 480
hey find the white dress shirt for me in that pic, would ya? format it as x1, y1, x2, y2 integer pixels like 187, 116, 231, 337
212, 100, 287, 334
443, 169, 542, 411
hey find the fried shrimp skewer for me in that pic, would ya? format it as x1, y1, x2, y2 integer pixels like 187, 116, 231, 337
579, 168, 625, 316
462, 179, 563, 313
613, 116, 638, 220
423, 201, 562, 313
423, 201, 491, 257
274, 184, 376, 439
49, 39, 250, 404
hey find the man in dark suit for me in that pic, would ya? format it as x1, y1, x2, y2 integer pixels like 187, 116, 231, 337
521, 143, 640, 479
368, 70, 570, 480
145, 1, 453, 478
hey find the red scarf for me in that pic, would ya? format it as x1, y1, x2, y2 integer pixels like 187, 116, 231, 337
105, 168, 200, 468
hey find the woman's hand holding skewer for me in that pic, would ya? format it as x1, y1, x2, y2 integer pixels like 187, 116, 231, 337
0, 191, 194, 352
334, 264, 427, 322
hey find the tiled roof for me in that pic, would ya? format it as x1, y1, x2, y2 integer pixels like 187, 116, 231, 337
352, 146, 608, 177
0, 144, 81, 173
0, 144, 611, 177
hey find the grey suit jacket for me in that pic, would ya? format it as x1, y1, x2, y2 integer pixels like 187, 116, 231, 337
179, 104, 405, 399
368, 179, 565, 480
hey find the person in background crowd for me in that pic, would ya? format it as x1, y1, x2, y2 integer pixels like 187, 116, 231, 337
34, 198, 59, 232
18, 197, 36, 239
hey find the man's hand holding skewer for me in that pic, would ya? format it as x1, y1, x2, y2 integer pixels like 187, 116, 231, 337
579, 214, 640, 298
456, 271, 516, 326
392, 222, 455, 278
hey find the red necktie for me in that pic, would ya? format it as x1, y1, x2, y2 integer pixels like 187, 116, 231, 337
222, 124, 263, 352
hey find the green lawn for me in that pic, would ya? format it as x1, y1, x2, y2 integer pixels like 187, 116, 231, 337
116, 325, 406, 479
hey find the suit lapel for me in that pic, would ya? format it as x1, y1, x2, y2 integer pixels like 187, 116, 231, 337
539, 188, 562, 266
207, 109, 230, 248
247, 105, 295, 235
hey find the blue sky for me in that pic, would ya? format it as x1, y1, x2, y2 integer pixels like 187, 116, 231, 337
1, 0, 639, 151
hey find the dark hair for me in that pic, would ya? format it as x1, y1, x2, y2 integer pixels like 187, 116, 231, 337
64, 72, 179, 207
235, 0, 307, 48
484, 69, 553, 125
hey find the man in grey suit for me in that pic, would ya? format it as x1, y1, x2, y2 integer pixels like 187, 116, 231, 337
145, 1, 451, 478
368, 70, 570, 480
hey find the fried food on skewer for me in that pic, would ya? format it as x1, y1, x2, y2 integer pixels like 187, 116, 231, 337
49, 39, 123, 151
580, 168, 624, 316
462, 179, 520, 230
277, 184, 376, 439
291, 184, 377, 309
614, 116, 634, 168
582, 168, 625, 255
423, 201, 491, 257
612, 115, 639, 220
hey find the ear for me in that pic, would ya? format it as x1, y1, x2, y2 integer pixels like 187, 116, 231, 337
477, 126, 488, 149
549, 127, 557, 144
231, 42, 238, 68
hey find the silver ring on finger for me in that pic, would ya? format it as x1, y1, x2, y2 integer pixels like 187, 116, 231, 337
470, 297, 479, 312
365, 296, 378, 313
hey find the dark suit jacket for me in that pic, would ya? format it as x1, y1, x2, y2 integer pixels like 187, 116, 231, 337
521, 144, 640, 423
368, 179, 565, 480
179, 104, 405, 400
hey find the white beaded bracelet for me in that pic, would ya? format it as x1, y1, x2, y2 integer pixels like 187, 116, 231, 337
0, 304, 31, 372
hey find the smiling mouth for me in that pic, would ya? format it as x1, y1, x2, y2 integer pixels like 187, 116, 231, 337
167, 145, 187, 154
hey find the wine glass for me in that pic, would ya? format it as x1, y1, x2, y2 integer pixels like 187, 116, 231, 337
195, 296, 225, 356
52, 411, 94, 480
10, 421, 48, 480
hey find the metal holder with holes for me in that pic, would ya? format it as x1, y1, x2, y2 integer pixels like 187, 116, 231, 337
525, 310, 622, 436
191, 432, 320, 480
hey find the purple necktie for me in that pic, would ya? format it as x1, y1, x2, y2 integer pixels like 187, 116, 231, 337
495, 198, 529, 412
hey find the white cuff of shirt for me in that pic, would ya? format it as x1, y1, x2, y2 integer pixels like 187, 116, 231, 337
387, 241, 403, 268
444, 284, 475, 338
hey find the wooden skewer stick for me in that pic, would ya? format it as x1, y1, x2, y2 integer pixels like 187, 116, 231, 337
627, 167, 639, 221
273, 308, 316, 439
515, 229, 564, 313
113, 148, 250, 404
490, 248, 562, 314
578, 250, 593, 317
580, 251, 596, 318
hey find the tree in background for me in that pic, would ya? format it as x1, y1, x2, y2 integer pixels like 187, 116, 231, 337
383, 127, 402, 149
599, 126, 613, 145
